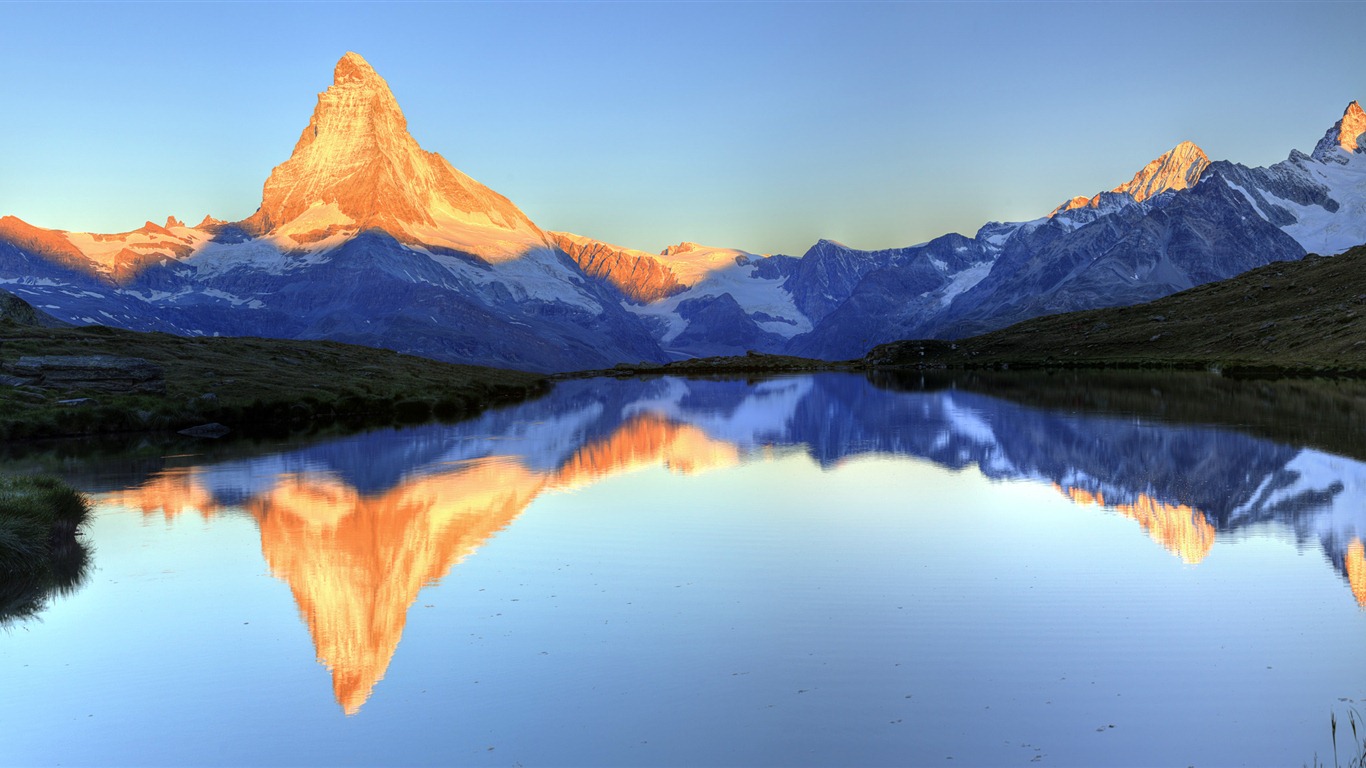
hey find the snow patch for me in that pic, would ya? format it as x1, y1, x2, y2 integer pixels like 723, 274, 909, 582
939, 262, 993, 307
628, 259, 811, 343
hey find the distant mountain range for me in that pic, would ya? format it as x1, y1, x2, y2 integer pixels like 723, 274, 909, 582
1, 53, 1362, 371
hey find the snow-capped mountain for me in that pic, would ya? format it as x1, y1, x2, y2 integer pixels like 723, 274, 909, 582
1, 50, 1362, 366
1210, 100, 1366, 256
563, 108, 1361, 361
0, 53, 665, 372
1052, 140, 1211, 214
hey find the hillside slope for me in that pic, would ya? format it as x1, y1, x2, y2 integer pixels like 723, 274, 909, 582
867, 244, 1366, 374
0, 297, 546, 440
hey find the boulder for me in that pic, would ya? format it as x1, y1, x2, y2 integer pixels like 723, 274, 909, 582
177, 422, 231, 438
5, 355, 166, 393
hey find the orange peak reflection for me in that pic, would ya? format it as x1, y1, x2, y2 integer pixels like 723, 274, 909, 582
102, 469, 222, 521
552, 412, 740, 489
251, 460, 545, 715
1057, 484, 1216, 564
1345, 539, 1366, 609
102, 412, 741, 715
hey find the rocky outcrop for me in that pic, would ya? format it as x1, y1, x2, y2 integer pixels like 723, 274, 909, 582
4, 355, 165, 393
548, 231, 684, 303
0, 290, 67, 328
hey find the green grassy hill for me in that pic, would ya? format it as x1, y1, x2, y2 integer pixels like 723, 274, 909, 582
0, 312, 546, 440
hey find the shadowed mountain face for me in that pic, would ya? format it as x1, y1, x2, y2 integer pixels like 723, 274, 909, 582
90, 372, 1366, 713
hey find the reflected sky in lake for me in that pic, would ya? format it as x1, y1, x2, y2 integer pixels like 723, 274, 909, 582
3, 373, 1365, 766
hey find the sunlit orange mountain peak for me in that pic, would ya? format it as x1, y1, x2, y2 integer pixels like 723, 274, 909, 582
1333, 100, 1366, 154
1057, 484, 1215, 564
1055, 141, 1210, 214
242, 51, 546, 260
547, 231, 686, 303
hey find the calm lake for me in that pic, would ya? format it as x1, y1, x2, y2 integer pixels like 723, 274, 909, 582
3, 372, 1365, 766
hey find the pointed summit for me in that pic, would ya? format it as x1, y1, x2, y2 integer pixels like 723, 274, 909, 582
333, 50, 381, 85
1056, 141, 1210, 214
1312, 100, 1366, 160
244, 52, 544, 259
1112, 141, 1210, 202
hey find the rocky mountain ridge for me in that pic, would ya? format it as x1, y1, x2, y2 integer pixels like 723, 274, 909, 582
1054, 140, 1211, 214
0, 53, 1362, 368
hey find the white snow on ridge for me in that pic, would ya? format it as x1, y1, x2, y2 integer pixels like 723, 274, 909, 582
1220, 178, 1273, 221
404, 206, 552, 264
0, 277, 63, 287
627, 258, 812, 343
1229, 448, 1366, 542
622, 376, 815, 451
656, 244, 753, 286
941, 394, 997, 445
425, 245, 604, 313
1280, 153, 1366, 255
64, 225, 214, 273
939, 262, 993, 307
187, 238, 328, 277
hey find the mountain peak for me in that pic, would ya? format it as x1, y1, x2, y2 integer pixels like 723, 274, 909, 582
242, 52, 543, 259
1311, 100, 1366, 161
661, 241, 702, 257
1056, 141, 1210, 214
333, 51, 380, 85
1336, 100, 1364, 152
1120, 141, 1210, 201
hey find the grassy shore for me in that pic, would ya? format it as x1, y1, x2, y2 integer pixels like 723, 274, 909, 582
0, 475, 91, 623
871, 368, 1366, 462
558, 352, 854, 380
0, 323, 548, 440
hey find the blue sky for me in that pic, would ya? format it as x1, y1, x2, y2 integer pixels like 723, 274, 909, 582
0, 1, 1361, 255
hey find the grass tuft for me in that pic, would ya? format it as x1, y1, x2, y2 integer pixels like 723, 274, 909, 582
0, 475, 93, 624
1309, 707, 1366, 768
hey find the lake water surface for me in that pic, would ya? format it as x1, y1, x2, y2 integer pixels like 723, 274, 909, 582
3, 372, 1365, 766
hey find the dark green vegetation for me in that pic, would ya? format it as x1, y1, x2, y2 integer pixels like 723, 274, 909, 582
869, 245, 1366, 375
0, 319, 547, 440
562, 352, 852, 380
0, 475, 91, 624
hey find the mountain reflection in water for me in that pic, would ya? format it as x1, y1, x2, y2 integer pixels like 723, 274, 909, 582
95, 373, 1366, 714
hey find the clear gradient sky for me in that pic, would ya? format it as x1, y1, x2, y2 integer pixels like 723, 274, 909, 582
1, 1, 1362, 256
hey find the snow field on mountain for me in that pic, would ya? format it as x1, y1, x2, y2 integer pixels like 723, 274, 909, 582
626, 258, 812, 344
